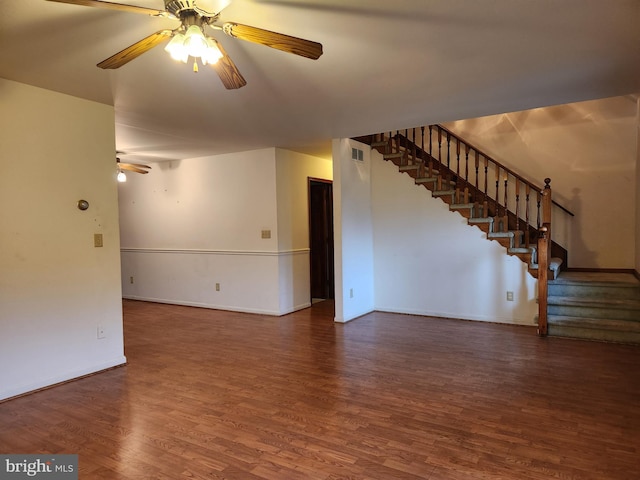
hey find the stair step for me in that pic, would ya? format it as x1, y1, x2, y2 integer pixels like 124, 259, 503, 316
547, 295, 640, 321
384, 152, 404, 160
550, 273, 640, 300
509, 246, 536, 254
468, 217, 493, 224
371, 141, 388, 148
487, 230, 523, 249
433, 190, 456, 196
488, 231, 522, 239
507, 247, 536, 265
548, 315, 640, 344
468, 217, 493, 233
432, 190, 455, 204
415, 177, 438, 185
549, 315, 640, 331
528, 257, 563, 279
399, 164, 420, 172
450, 203, 476, 219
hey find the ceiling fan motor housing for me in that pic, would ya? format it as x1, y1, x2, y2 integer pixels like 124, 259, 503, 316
164, 0, 198, 17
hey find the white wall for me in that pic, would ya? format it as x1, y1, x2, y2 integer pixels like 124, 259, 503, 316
332, 139, 375, 323
0, 80, 125, 401
444, 96, 637, 269
372, 153, 538, 324
119, 147, 332, 315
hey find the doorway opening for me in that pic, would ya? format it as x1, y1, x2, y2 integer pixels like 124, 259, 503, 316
308, 178, 334, 302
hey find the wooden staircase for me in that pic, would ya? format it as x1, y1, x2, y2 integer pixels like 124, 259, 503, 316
353, 125, 584, 337
355, 128, 565, 280
354, 126, 640, 344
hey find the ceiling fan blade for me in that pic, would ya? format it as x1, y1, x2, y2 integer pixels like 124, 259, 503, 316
119, 164, 150, 174
222, 23, 322, 60
46, 0, 170, 17
120, 162, 152, 170
97, 30, 173, 69
211, 41, 247, 89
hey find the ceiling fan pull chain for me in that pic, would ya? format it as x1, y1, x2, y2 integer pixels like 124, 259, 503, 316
193, 60, 199, 73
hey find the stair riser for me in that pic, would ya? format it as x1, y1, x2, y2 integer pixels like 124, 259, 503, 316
510, 252, 532, 265
491, 237, 513, 249
451, 207, 473, 219
548, 305, 640, 321
472, 223, 492, 234
548, 325, 640, 344
434, 194, 454, 204
548, 284, 640, 301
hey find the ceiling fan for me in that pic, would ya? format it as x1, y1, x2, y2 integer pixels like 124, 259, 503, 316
116, 156, 151, 182
46, 0, 323, 89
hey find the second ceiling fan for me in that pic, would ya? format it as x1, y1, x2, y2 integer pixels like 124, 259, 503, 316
47, 0, 323, 89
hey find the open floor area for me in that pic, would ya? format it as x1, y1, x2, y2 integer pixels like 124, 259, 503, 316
1, 300, 639, 479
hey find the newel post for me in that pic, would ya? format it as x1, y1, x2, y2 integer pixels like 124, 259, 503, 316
537, 178, 552, 336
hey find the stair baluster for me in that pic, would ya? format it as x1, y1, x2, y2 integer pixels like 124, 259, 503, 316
446, 131, 451, 186
412, 128, 417, 166
495, 168, 501, 230
420, 126, 425, 177
515, 180, 520, 237
428, 126, 434, 177
465, 144, 470, 184
524, 185, 531, 248
503, 175, 509, 232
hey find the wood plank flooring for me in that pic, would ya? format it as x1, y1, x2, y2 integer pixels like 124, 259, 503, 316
1, 300, 639, 479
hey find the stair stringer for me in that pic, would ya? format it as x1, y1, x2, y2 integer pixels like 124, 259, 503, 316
370, 148, 538, 325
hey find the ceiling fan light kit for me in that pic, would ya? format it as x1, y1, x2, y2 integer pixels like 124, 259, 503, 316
164, 25, 223, 70
47, 0, 323, 89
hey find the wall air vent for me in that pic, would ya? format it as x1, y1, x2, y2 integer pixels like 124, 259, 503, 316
351, 148, 364, 161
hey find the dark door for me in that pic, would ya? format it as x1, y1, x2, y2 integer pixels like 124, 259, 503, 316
309, 179, 334, 300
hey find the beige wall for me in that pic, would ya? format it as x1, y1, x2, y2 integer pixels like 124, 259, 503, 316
0, 79, 125, 400
444, 96, 637, 269
119, 147, 332, 315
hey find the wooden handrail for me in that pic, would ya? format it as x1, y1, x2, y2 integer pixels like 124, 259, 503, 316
437, 125, 574, 217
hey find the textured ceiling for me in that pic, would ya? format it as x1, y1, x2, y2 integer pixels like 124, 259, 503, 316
1, 0, 638, 162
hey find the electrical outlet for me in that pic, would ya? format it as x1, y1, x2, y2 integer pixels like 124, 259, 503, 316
97, 324, 105, 339
506, 291, 514, 301
215, 283, 220, 291
349, 288, 354, 298
129, 276, 134, 284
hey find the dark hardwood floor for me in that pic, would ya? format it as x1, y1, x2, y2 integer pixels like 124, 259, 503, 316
1, 300, 639, 479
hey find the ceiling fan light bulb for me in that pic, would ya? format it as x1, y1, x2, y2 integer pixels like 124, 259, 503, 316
165, 33, 188, 62
117, 171, 127, 182
184, 25, 208, 58
203, 38, 223, 65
